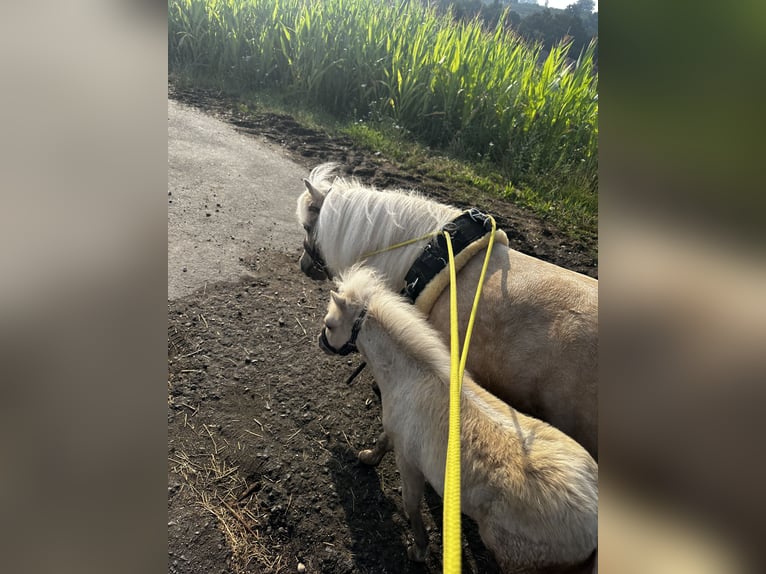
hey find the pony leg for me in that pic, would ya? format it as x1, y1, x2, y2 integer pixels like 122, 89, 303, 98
358, 431, 393, 466
396, 453, 428, 562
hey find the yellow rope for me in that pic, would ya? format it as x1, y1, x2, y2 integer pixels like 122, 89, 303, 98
442, 216, 496, 574
360, 231, 438, 260
442, 230, 462, 574
458, 217, 496, 381
355, 211, 499, 573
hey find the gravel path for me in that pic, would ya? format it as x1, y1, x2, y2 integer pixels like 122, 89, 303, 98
168, 98, 305, 299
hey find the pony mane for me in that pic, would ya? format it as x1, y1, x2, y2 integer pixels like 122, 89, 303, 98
339, 266, 524, 430
309, 163, 461, 284
337, 265, 453, 391
304, 162, 340, 195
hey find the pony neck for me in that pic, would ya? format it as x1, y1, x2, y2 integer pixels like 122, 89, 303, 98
357, 300, 512, 429
358, 289, 454, 389
355, 287, 518, 428
318, 187, 460, 286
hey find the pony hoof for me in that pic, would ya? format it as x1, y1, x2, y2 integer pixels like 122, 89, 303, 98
407, 544, 428, 562
358, 449, 380, 466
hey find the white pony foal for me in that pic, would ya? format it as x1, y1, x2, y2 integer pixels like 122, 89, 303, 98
319, 266, 598, 573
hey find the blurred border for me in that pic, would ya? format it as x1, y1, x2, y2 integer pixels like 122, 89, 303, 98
601, 0, 765, 571
0, 1, 168, 573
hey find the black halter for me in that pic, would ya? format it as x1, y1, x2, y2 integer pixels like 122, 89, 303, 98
302, 204, 331, 279
303, 236, 329, 278
319, 309, 367, 356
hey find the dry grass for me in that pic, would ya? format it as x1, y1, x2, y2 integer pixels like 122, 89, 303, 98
169, 299, 285, 571
169, 423, 287, 573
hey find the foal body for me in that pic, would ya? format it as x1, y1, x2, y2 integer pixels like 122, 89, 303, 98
320, 268, 598, 573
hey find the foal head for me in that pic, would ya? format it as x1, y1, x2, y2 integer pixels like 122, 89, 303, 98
318, 265, 384, 356
318, 291, 367, 356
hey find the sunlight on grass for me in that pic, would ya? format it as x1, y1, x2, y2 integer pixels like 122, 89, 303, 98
168, 0, 598, 240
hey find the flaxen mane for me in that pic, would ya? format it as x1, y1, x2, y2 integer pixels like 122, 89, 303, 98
311, 166, 460, 280
337, 265, 453, 385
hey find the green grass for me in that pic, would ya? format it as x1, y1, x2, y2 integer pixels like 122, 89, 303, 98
168, 0, 598, 239
342, 119, 596, 238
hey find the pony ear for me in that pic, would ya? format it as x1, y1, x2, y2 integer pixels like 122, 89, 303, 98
303, 178, 326, 205
330, 291, 346, 307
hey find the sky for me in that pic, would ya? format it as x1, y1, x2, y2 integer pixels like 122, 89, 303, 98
536, 0, 598, 11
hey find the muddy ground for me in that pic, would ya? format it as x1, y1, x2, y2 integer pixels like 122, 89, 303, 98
168, 84, 597, 574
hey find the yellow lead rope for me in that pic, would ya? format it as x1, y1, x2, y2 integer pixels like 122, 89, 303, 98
360, 231, 438, 260
443, 216, 496, 574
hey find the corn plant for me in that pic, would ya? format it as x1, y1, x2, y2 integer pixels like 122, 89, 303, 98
168, 0, 598, 196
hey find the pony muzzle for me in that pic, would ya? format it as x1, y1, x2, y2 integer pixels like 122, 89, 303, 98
300, 250, 328, 280
300, 238, 330, 280
318, 309, 367, 356
318, 328, 357, 356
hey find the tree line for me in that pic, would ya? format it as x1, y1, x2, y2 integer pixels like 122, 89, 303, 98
430, 0, 598, 61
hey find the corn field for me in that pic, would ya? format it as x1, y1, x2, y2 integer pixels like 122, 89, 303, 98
168, 0, 598, 194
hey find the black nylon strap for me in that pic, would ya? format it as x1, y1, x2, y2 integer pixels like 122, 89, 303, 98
402, 209, 494, 302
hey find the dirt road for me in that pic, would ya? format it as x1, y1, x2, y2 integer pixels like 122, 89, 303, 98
167, 92, 508, 573
168, 98, 305, 300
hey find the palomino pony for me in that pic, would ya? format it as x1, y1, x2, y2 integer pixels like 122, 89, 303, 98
319, 265, 598, 572
296, 163, 598, 458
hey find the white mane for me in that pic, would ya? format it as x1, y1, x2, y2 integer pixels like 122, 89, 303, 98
338, 266, 450, 380
309, 164, 461, 286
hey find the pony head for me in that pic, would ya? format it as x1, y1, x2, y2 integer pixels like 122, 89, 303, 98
318, 265, 382, 355
296, 163, 338, 280
318, 290, 366, 356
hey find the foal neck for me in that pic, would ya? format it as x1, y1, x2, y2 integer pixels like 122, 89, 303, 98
360, 293, 453, 391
